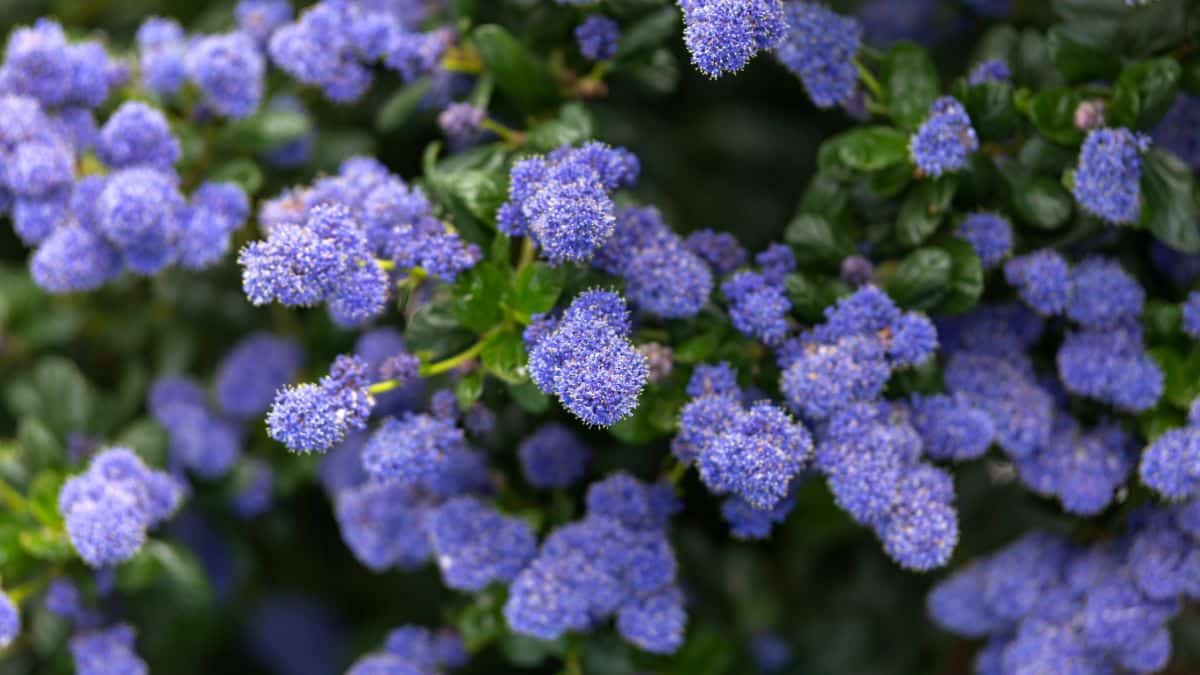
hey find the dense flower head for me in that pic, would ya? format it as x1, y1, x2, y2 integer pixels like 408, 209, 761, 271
137, 17, 187, 96
361, 413, 468, 485
149, 375, 243, 478
437, 102, 485, 144
1004, 249, 1072, 316
236, 0, 294, 44
232, 459, 275, 519
686, 362, 740, 399
518, 423, 591, 489
956, 212, 1012, 269
498, 142, 639, 263
426, 497, 537, 591
585, 473, 681, 531
576, 15, 620, 62
528, 290, 647, 426
185, 32, 265, 119
29, 225, 122, 292
1140, 427, 1200, 499
775, 2, 860, 107
58, 448, 185, 567
70, 624, 147, 675
1072, 127, 1149, 224
968, 59, 1011, 85
0, 19, 114, 108
267, 354, 374, 453
594, 207, 713, 318
722, 494, 795, 540
684, 228, 748, 275
43, 578, 80, 619
755, 243, 796, 285
1065, 257, 1144, 328
98, 102, 180, 171
910, 96, 979, 176
335, 480, 431, 571
680, 0, 787, 78
0, 592, 17, 648
722, 271, 791, 346
695, 400, 812, 509
944, 350, 1054, 458
1056, 322, 1163, 412
178, 181, 251, 270
97, 167, 187, 275
879, 464, 958, 571
213, 333, 303, 419
906, 393, 995, 462
1016, 417, 1136, 515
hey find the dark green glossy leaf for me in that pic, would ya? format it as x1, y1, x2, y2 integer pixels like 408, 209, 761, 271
456, 371, 485, 410
896, 175, 957, 247
934, 237, 984, 315
785, 273, 847, 323
887, 247, 953, 310
1013, 175, 1073, 229
1024, 87, 1086, 146
833, 126, 910, 171
962, 81, 1016, 142
1109, 58, 1181, 129
527, 103, 595, 152
375, 79, 433, 132
453, 263, 508, 333
674, 332, 720, 365
884, 43, 940, 130
784, 213, 856, 266
507, 379, 550, 414
208, 159, 263, 196
1140, 149, 1200, 253
509, 263, 565, 320
481, 330, 527, 384
1143, 300, 1182, 344
407, 300, 477, 358
16, 418, 60, 472
471, 25, 559, 114
616, 6, 679, 60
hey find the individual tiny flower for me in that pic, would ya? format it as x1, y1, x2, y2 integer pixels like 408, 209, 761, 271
1004, 250, 1071, 316
1072, 127, 1148, 224
910, 97, 978, 176
519, 424, 591, 489
185, 32, 266, 119
576, 15, 620, 61
425, 497, 537, 591
840, 255, 874, 287
267, 354, 374, 453
968, 59, 1010, 85
957, 212, 1012, 269
775, 2, 861, 107
528, 290, 648, 426
680, 0, 787, 78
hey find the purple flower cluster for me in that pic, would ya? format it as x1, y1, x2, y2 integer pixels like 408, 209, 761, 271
929, 511, 1200, 674
528, 290, 648, 426
0, 592, 16, 648
425, 497, 537, 591
267, 354, 377, 453
576, 15, 621, 62
58, 448, 185, 567
684, 229, 748, 275
910, 96, 979, 177
967, 59, 1011, 85
268, 0, 450, 102
347, 625, 466, 675
676, 364, 813, 511
149, 376, 243, 479
1154, 94, 1200, 171
779, 286, 937, 421
1072, 127, 1149, 224
134, 17, 265, 117
213, 333, 305, 419
498, 142, 640, 264
1, 19, 119, 109
592, 206, 714, 318
1141, 403, 1200, 499
679, 0, 786, 78
956, 212, 1013, 269
518, 423, 591, 488
722, 270, 792, 346
775, 2, 861, 108
70, 624, 148, 675
504, 473, 686, 654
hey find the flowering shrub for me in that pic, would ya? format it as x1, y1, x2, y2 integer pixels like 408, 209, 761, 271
2, 0, 1200, 673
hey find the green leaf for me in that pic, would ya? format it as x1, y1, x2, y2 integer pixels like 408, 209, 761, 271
1109, 58, 1181, 129
471, 25, 559, 114
1024, 87, 1086, 146
1150, 346, 1200, 409
1140, 149, 1200, 253
500, 633, 566, 668
27, 471, 64, 528
527, 103, 595, 152
887, 247, 953, 310
674, 332, 720, 365
884, 43, 940, 129
896, 175, 958, 247
482, 331, 527, 384
934, 237, 984, 315
117, 541, 212, 612
1046, 24, 1117, 84
453, 263, 509, 333
962, 81, 1017, 142
615, 6, 680, 61
785, 273, 846, 323
506, 379, 550, 414
223, 109, 311, 153
19, 528, 70, 561
833, 126, 910, 171
1139, 406, 1185, 443
455, 372, 485, 409
208, 159, 263, 196
430, 169, 508, 225
407, 301, 476, 358
375, 79, 433, 132
1012, 175, 1073, 229
33, 358, 93, 435
1142, 300, 1182, 344
16, 418, 60, 472
509, 263, 565, 320
784, 213, 855, 266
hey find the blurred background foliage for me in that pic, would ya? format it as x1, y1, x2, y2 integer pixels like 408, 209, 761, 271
2, 1, 1198, 674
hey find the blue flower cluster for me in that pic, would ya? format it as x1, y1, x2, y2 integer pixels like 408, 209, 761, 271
214, 333, 305, 420
269, 0, 450, 102
1141, 400, 1200, 499
957, 212, 1013, 269
592, 206, 714, 318
347, 624, 466, 675
518, 423, 591, 488
685, 228, 749, 275
0, 592, 16, 649
504, 473, 686, 654
1154, 93, 1200, 170
498, 142, 640, 264
675, 364, 813, 512
929, 507, 1200, 674
678, 0, 786, 78
268, 354, 378, 453
149, 377, 243, 479
910, 96, 979, 176
1072, 127, 1149, 224
967, 59, 1011, 85
528, 290, 648, 426
722, 262, 794, 347
576, 15, 621, 62
70, 624, 148, 675
775, 3, 861, 109
135, 17, 267, 117
425, 497, 537, 591
779, 286, 936, 421
58, 448, 185, 567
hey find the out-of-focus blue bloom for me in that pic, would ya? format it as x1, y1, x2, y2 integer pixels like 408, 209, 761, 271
1153, 94, 1200, 171
722, 494, 795, 540
594, 207, 713, 318
518, 423, 591, 489
686, 362, 740, 399
944, 350, 1053, 458
178, 180, 251, 270
185, 32, 265, 119
1004, 250, 1071, 316
1056, 322, 1162, 412
1072, 128, 1148, 224
426, 497, 537, 591
576, 15, 620, 61
910, 97, 978, 176
585, 473, 680, 531
857, 0, 942, 49
616, 586, 687, 654
361, 413, 467, 484
30, 225, 122, 292
98, 167, 186, 275
957, 212, 1012, 269
723, 271, 791, 346
236, 0, 294, 44
98, 102, 180, 170
245, 595, 344, 675
1182, 291, 1200, 340
679, 0, 786, 78
70, 624, 147, 675
755, 243, 796, 286
907, 393, 994, 461
1066, 257, 1144, 328
879, 464, 958, 571
840, 255, 874, 287
44, 578, 80, 619
437, 102, 486, 144
684, 228, 748, 275
0, 19, 73, 107
750, 632, 792, 673
775, 3, 861, 108
268, 1, 374, 102
1141, 427, 1200, 499
335, 481, 430, 571
781, 335, 889, 420
968, 60, 1011, 85
528, 290, 647, 426
1017, 418, 1135, 516
137, 17, 188, 97
0, 593, 17, 648
232, 459, 275, 519
149, 375, 244, 479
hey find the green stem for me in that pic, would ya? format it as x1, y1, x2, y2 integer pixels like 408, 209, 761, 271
482, 118, 526, 147
376, 259, 396, 271
856, 59, 884, 100
666, 459, 690, 486
516, 237, 536, 271
0, 479, 28, 514
369, 328, 504, 394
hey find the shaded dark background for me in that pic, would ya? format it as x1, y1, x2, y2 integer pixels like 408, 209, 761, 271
5, 1, 1196, 675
